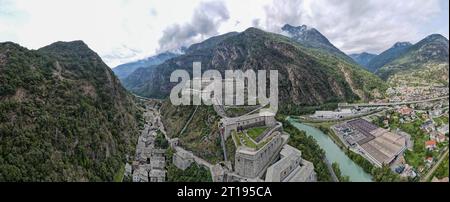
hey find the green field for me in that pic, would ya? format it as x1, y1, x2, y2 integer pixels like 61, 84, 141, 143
232, 130, 272, 149
233, 130, 257, 148
247, 126, 268, 140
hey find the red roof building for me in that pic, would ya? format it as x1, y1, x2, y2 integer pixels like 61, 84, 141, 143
425, 140, 437, 150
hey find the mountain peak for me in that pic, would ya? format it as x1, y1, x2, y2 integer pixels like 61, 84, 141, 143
0, 41, 27, 54
281, 24, 356, 64
411, 34, 449, 51
281, 24, 296, 30
392, 42, 412, 48
38, 40, 101, 61
124, 25, 386, 104
349, 52, 378, 69
421, 34, 449, 44
44, 40, 89, 48
113, 50, 181, 80
367, 42, 413, 72
186, 31, 239, 53
39, 40, 92, 53
280, 23, 330, 46
0, 41, 21, 48
281, 24, 315, 33
281, 24, 321, 39
243, 27, 266, 35
0, 40, 140, 181
376, 33, 449, 82
360, 52, 376, 56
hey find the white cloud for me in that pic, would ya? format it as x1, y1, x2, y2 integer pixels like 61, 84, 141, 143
0, 0, 448, 67
1, 0, 204, 67
262, 0, 448, 54
157, 1, 230, 52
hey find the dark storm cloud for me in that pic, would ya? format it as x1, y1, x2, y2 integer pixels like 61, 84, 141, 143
263, 0, 443, 54
158, 1, 229, 52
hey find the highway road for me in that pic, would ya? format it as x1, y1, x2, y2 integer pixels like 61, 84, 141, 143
339, 95, 449, 108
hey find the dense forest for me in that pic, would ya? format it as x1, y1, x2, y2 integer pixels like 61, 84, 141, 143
0, 41, 141, 181
278, 116, 332, 181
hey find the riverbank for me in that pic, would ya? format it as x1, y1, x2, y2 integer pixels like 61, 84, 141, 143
287, 117, 373, 182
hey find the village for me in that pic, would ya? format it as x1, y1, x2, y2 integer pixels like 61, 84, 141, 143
385, 85, 449, 103
325, 97, 448, 181
122, 100, 168, 182
371, 100, 448, 181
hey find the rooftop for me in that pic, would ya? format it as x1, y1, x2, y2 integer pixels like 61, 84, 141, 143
425, 140, 437, 146
265, 145, 314, 182
338, 118, 407, 166
221, 113, 274, 126
232, 130, 275, 150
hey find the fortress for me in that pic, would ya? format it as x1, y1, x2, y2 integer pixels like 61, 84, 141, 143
220, 112, 277, 139
170, 75, 315, 182
218, 113, 316, 182
234, 129, 288, 178
265, 144, 316, 182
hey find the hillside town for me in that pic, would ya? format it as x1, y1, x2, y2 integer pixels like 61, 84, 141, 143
385, 86, 449, 102
321, 97, 449, 181
123, 100, 167, 182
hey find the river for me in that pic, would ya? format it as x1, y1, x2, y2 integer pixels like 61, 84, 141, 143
288, 118, 373, 182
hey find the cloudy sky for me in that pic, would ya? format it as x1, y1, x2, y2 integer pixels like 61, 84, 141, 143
1, 0, 448, 67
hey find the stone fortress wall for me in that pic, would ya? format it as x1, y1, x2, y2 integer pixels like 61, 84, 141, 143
265, 144, 316, 182
220, 113, 277, 140
234, 131, 288, 178
219, 112, 315, 181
